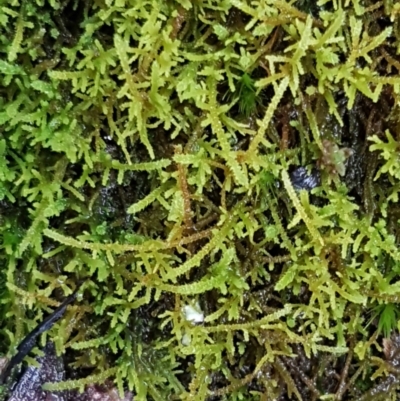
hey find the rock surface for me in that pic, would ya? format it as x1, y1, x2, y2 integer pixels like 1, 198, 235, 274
6, 344, 132, 401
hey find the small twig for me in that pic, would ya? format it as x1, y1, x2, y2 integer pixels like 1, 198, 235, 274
175, 145, 193, 230
274, 357, 303, 401
340, 358, 369, 398
335, 339, 354, 400
283, 356, 320, 399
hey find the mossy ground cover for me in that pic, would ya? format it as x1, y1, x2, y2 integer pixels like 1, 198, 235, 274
1, 0, 400, 400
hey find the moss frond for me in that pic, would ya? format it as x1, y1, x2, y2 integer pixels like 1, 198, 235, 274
1, 0, 400, 399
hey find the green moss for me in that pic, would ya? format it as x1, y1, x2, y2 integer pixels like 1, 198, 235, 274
372, 303, 400, 338
1, 0, 400, 399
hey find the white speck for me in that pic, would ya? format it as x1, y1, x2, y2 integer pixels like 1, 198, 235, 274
181, 333, 191, 346
182, 302, 204, 324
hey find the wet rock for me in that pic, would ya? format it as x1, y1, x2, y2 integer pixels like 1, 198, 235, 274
7, 344, 132, 401
8, 342, 66, 401
290, 167, 320, 191
72, 384, 133, 401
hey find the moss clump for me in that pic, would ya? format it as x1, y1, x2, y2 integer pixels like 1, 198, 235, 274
1, 0, 400, 399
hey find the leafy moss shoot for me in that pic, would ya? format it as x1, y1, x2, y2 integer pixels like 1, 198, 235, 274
1, 0, 400, 400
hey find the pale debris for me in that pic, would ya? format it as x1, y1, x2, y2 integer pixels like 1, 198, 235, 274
182, 302, 204, 324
